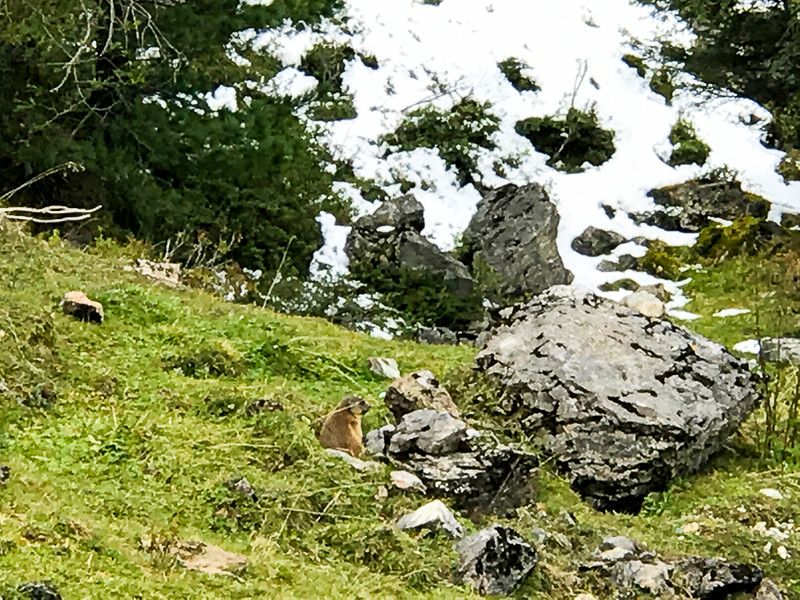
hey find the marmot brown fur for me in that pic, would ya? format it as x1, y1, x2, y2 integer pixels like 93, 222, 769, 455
318, 396, 371, 457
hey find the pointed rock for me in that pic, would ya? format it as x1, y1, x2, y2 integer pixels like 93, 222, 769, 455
396, 499, 465, 538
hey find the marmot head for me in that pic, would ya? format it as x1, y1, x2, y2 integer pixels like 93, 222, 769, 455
339, 395, 371, 416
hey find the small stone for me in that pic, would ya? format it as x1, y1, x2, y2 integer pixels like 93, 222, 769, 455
760, 488, 784, 500
756, 579, 784, 600
17, 582, 62, 600
680, 522, 701, 534
396, 499, 465, 539
456, 525, 538, 596
385, 370, 460, 422
572, 226, 627, 256
622, 290, 665, 318
367, 357, 401, 379
777, 546, 790, 560
574, 595, 598, 600
325, 448, 381, 473
390, 470, 427, 493
61, 290, 104, 323
0, 465, 9, 486
600, 536, 642, 553
224, 477, 257, 500
610, 560, 672, 594
374, 485, 388, 499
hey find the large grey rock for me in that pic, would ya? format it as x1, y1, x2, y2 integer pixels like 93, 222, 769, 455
634, 178, 769, 232
388, 409, 468, 455
385, 369, 459, 422
345, 195, 477, 299
456, 525, 538, 596
760, 338, 800, 365
571, 226, 626, 256
396, 499, 465, 538
460, 183, 573, 301
475, 285, 761, 512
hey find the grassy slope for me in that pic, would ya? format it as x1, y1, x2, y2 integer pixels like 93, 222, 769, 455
0, 220, 799, 599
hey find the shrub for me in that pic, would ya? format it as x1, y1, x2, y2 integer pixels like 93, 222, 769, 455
381, 97, 500, 186
498, 57, 540, 92
622, 53, 647, 78
649, 67, 676, 104
515, 108, 615, 172
668, 119, 710, 166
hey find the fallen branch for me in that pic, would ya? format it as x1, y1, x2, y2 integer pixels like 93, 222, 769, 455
0, 204, 102, 224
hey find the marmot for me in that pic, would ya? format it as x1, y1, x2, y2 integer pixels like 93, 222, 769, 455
318, 396, 371, 457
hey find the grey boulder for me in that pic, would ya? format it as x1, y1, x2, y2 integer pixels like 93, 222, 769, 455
571, 226, 626, 256
456, 525, 538, 596
475, 285, 761, 512
459, 183, 573, 301
384, 369, 460, 422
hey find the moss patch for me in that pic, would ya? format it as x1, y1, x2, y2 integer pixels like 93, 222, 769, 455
515, 108, 616, 172
622, 53, 647, 78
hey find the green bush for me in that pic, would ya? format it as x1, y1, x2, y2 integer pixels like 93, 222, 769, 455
622, 53, 647, 78
498, 58, 540, 92
298, 43, 356, 96
668, 119, 710, 166
649, 67, 676, 104
381, 97, 500, 186
515, 108, 616, 172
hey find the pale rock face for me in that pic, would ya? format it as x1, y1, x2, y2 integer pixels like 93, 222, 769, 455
366, 357, 401, 379
384, 369, 460, 422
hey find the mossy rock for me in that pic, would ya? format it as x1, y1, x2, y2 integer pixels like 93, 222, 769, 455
668, 119, 710, 167
622, 53, 647, 78
498, 57, 540, 92
637, 240, 685, 280
777, 148, 800, 182
515, 108, 615, 172
599, 279, 640, 293
694, 216, 786, 261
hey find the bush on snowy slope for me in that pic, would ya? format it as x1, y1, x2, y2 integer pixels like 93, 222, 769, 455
642, 0, 800, 151
669, 118, 711, 166
381, 98, 500, 187
514, 108, 616, 172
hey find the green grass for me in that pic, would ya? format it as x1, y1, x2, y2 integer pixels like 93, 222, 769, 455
1, 220, 799, 598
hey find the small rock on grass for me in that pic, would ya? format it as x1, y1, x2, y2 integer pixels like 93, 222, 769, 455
61, 290, 104, 323
0, 465, 9, 486
456, 525, 538, 596
367, 357, 401, 379
390, 470, 427, 493
325, 448, 381, 473
622, 290, 665, 318
756, 579, 784, 600
759, 488, 784, 500
396, 499, 465, 539
17, 581, 62, 600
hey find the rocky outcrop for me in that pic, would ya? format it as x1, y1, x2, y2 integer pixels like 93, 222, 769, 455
345, 194, 477, 299
456, 525, 538, 596
633, 178, 769, 232
365, 409, 537, 518
571, 226, 626, 256
384, 370, 459, 421
17, 581, 63, 600
61, 290, 104, 323
459, 183, 573, 301
474, 286, 761, 512
584, 536, 764, 599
